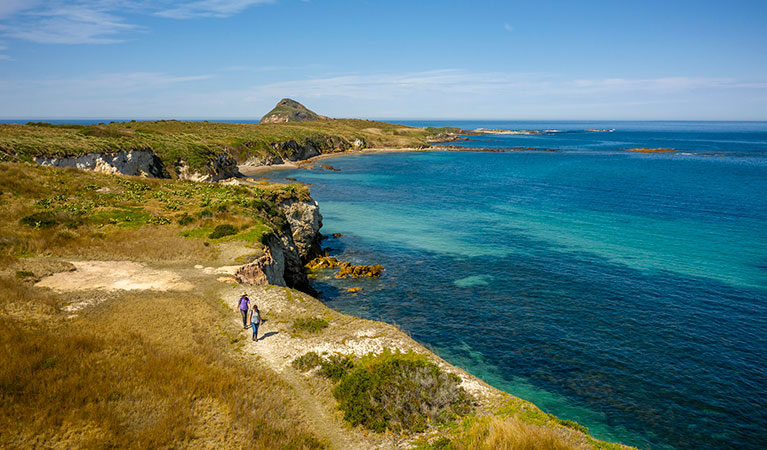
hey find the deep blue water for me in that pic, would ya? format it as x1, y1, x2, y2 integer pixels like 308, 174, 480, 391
256, 121, 767, 450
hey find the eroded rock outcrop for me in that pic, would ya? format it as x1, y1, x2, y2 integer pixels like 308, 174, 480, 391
234, 242, 286, 287
235, 230, 313, 292
34, 150, 167, 178
279, 198, 323, 261
174, 153, 241, 182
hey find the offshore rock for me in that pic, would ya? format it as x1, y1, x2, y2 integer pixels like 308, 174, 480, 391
34, 150, 167, 178
335, 262, 384, 279
305, 256, 340, 270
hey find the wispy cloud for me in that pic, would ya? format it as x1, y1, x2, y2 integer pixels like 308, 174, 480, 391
0, 0, 39, 19
156, 0, 274, 19
2, 5, 138, 44
0, 0, 273, 45
504, 23, 513, 32
0, 40, 9, 60
243, 71, 766, 102
569, 77, 737, 93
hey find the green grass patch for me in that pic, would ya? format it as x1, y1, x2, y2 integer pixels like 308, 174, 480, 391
291, 317, 329, 334
181, 227, 214, 239
89, 207, 150, 227
233, 223, 272, 244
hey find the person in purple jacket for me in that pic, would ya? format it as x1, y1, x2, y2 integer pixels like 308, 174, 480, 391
236, 293, 250, 329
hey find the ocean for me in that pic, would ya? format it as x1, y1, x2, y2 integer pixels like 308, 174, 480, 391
255, 121, 767, 450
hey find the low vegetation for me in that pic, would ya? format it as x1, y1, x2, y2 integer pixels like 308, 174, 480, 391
291, 317, 329, 334
334, 350, 472, 433
0, 276, 326, 449
422, 416, 580, 450
293, 350, 472, 434
0, 162, 306, 263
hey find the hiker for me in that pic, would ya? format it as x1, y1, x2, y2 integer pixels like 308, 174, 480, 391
237, 293, 250, 329
250, 304, 262, 341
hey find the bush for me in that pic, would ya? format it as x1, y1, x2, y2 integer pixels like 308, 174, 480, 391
291, 317, 329, 334
333, 350, 472, 433
177, 213, 194, 226
318, 354, 355, 381
19, 212, 58, 228
208, 224, 236, 239
292, 351, 323, 372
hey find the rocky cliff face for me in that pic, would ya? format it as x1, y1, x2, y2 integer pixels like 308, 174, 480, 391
279, 198, 323, 261
235, 198, 323, 293
174, 153, 241, 182
34, 149, 241, 181
235, 236, 287, 287
34, 150, 167, 178
241, 136, 366, 167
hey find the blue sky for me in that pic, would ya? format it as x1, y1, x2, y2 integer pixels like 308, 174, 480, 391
0, 0, 765, 120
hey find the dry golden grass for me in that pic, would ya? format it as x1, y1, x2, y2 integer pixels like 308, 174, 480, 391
0, 280, 326, 450
449, 416, 583, 450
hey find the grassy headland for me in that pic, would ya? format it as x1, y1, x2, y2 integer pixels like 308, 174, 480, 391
0, 119, 442, 175
0, 161, 634, 449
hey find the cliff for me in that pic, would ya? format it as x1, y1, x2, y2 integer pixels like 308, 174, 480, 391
260, 98, 329, 124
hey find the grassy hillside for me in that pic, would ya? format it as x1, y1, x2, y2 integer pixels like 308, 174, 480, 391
0, 119, 436, 173
0, 162, 327, 448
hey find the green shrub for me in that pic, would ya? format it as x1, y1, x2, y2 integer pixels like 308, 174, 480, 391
318, 354, 355, 381
15, 271, 35, 279
333, 350, 472, 433
177, 213, 194, 226
291, 317, 329, 334
555, 418, 589, 434
292, 352, 323, 372
20, 212, 58, 228
197, 208, 213, 219
208, 224, 237, 239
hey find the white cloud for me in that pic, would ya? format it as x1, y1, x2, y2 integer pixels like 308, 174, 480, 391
504, 23, 513, 32
0, 0, 273, 45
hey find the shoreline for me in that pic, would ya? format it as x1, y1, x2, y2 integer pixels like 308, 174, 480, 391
238, 147, 431, 176
238, 151, 638, 449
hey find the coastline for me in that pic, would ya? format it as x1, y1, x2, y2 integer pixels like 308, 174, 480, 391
238, 147, 431, 176
239, 154, 636, 449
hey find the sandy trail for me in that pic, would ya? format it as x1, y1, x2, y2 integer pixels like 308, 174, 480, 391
36, 261, 195, 292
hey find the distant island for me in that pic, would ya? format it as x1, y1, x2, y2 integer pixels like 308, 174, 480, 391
260, 98, 329, 123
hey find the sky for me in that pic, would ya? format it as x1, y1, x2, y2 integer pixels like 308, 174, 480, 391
0, 0, 766, 120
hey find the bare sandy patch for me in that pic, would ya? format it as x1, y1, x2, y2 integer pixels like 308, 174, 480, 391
36, 261, 194, 293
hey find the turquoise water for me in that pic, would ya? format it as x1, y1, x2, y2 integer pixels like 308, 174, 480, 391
264, 122, 766, 449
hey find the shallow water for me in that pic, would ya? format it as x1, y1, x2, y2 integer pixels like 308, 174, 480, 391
257, 122, 767, 450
